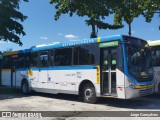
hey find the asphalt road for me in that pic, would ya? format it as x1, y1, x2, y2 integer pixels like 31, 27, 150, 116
0, 92, 160, 120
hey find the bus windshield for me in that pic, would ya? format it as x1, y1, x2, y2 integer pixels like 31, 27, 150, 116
125, 37, 153, 80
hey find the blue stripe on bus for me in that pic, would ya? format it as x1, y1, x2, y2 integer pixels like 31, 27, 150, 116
19, 49, 30, 54
31, 35, 123, 52
17, 65, 97, 71
100, 35, 123, 43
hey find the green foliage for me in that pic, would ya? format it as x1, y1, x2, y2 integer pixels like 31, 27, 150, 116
142, 0, 160, 22
0, 0, 28, 46
51, 0, 160, 36
114, 0, 160, 34
113, 0, 145, 35
114, 0, 142, 24
50, 0, 123, 38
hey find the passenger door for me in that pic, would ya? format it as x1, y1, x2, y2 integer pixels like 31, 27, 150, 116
11, 54, 19, 87
101, 47, 117, 96
38, 51, 49, 88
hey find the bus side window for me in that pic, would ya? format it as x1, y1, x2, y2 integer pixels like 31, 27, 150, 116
25, 53, 30, 68
30, 52, 38, 67
50, 50, 54, 66
54, 48, 72, 66
3, 56, 11, 69
16, 54, 25, 68
73, 45, 95, 65
152, 46, 160, 66
117, 46, 123, 69
39, 51, 49, 67
156, 46, 160, 66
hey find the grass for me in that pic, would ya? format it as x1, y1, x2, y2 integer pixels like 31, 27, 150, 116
0, 85, 21, 94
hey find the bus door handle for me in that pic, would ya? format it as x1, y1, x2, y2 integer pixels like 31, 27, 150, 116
55, 83, 59, 84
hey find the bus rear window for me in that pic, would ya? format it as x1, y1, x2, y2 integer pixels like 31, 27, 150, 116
3, 56, 11, 69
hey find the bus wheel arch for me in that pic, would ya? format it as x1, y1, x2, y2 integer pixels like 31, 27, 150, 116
21, 79, 30, 95
79, 80, 97, 103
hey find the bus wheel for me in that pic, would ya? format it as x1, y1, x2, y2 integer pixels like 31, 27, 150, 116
21, 81, 30, 95
82, 83, 97, 103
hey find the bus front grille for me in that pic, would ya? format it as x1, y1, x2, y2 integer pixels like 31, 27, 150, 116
139, 88, 153, 96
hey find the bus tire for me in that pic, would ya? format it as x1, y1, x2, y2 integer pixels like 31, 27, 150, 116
82, 83, 97, 103
21, 80, 30, 95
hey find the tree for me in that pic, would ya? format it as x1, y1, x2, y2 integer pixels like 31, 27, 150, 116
141, 0, 160, 29
50, 0, 123, 38
0, 0, 28, 46
142, 0, 160, 22
113, 0, 145, 36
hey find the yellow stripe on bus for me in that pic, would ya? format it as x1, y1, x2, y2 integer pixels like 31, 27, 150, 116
96, 65, 100, 84
2, 69, 11, 72
97, 37, 101, 43
3, 51, 18, 56
134, 84, 154, 89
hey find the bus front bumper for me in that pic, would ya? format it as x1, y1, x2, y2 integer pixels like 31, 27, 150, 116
125, 87, 154, 99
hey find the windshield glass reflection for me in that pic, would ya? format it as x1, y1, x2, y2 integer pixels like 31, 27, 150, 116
127, 45, 152, 77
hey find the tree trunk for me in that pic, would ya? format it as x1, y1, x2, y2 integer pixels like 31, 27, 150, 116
90, 19, 97, 38
128, 23, 131, 36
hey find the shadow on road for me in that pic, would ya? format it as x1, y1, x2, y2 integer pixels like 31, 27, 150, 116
1, 85, 160, 110
33, 92, 160, 110
0, 85, 31, 100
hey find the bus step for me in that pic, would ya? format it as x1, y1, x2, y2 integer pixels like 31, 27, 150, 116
102, 93, 117, 97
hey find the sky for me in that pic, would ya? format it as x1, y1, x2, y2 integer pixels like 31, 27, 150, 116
0, 0, 160, 52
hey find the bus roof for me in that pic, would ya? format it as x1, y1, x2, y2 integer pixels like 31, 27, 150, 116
31, 35, 124, 52
19, 49, 30, 54
148, 40, 160, 47
3, 35, 146, 54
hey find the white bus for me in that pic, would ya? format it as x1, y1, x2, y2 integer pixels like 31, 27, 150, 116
148, 40, 160, 93
1, 35, 154, 103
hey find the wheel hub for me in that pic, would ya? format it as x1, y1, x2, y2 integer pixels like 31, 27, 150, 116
85, 89, 93, 100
